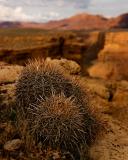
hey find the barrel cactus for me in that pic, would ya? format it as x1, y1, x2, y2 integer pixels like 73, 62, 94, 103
15, 59, 100, 158
28, 93, 86, 150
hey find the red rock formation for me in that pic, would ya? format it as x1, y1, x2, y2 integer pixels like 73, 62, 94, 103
88, 31, 128, 80
0, 13, 128, 30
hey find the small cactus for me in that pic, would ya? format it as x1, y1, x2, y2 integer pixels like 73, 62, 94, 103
28, 93, 86, 151
15, 59, 100, 158
16, 59, 89, 114
16, 59, 69, 111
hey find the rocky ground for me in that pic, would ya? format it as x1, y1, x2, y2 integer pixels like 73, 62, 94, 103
0, 59, 128, 160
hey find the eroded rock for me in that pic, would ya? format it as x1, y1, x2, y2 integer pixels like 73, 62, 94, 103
46, 57, 81, 74
87, 32, 128, 80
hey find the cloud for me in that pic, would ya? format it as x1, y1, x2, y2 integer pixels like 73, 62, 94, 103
0, 0, 91, 22
0, 0, 6, 2
0, 2, 60, 22
14, 0, 91, 9
36, 11, 60, 22
50, 0, 91, 9
49, 12, 59, 18
0, 0, 127, 22
0, 5, 33, 21
87, 0, 128, 17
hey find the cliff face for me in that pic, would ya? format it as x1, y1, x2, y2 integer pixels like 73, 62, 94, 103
99, 31, 128, 61
0, 30, 102, 64
88, 31, 128, 80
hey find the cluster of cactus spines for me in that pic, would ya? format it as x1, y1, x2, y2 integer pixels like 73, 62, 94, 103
16, 59, 89, 113
16, 59, 99, 157
28, 93, 86, 151
16, 59, 69, 112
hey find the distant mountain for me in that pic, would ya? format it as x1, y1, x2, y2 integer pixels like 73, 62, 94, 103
0, 13, 128, 30
115, 13, 128, 28
0, 21, 21, 28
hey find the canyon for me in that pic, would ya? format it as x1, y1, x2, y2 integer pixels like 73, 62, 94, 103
0, 29, 128, 80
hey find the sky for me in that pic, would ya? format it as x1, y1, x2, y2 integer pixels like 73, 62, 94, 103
0, 0, 128, 22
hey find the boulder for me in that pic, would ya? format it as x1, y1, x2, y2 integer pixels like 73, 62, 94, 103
46, 57, 81, 74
